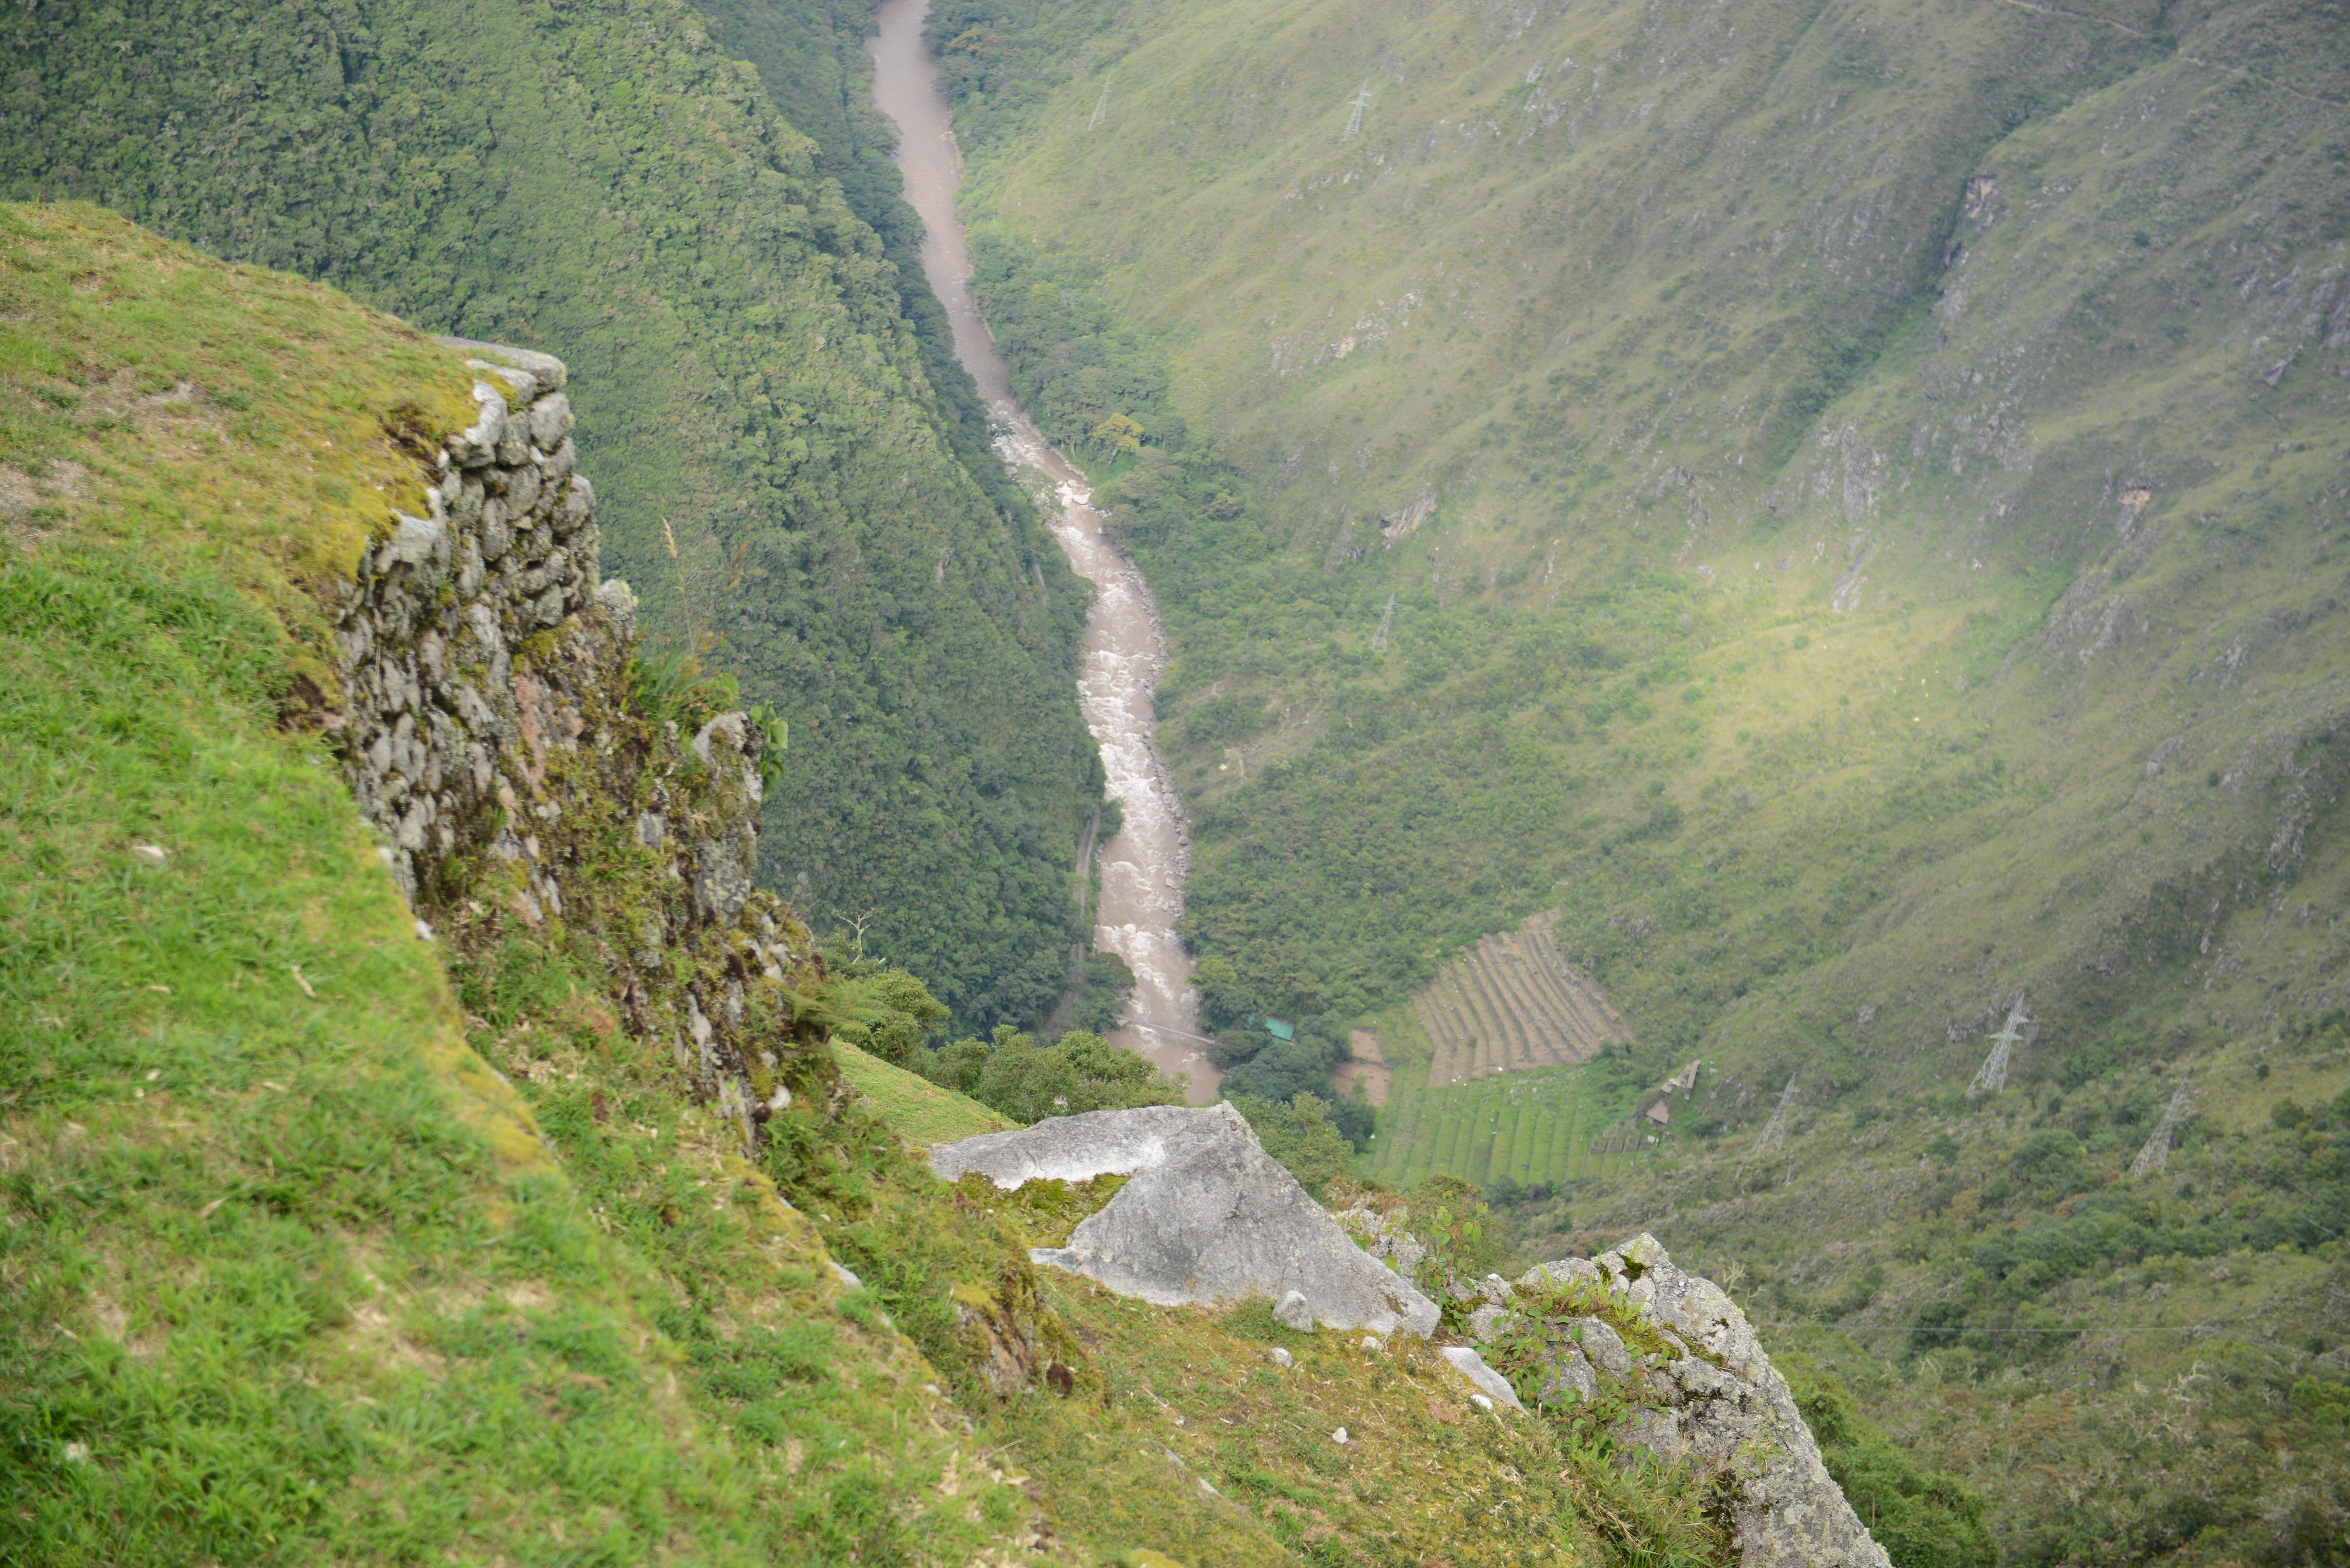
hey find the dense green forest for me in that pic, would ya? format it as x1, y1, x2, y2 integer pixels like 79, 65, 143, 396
927, 0, 2350, 1098
928, 0, 2350, 1560
0, 0, 1104, 1032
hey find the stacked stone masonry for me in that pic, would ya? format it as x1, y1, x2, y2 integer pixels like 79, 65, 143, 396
337, 339, 603, 913
330, 339, 796, 1150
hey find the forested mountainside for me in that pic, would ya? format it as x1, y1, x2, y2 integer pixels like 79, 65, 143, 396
0, 0, 1103, 1031
2, 202, 1946, 1568
923, 0, 2350, 1561
929, 0, 2350, 1119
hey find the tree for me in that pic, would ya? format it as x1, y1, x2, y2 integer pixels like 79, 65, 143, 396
822, 966, 950, 1066
1229, 1092, 1357, 1200
1089, 411, 1143, 456
918, 1025, 1184, 1122
1223, 1035, 1340, 1103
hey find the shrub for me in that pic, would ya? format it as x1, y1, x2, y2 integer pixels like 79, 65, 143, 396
919, 1025, 1184, 1121
1229, 1092, 1357, 1198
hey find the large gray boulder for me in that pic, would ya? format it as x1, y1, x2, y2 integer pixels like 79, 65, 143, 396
1514, 1234, 1890, 1568
928, 1104, 1440, 1337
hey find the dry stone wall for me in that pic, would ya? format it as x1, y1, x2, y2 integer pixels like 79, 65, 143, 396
336, 338, 599, 911
328, 338, 815, 1150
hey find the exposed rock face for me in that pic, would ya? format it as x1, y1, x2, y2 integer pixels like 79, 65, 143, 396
330, 339, 805, 1150
928, 1104, 1441, 1337
1505, 1235, 1891, 1568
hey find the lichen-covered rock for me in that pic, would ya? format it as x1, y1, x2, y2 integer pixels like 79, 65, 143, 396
1332, 1201, 1428, 1278
929, 1104, 1441, 1337
1516, 1234, 1891, 1568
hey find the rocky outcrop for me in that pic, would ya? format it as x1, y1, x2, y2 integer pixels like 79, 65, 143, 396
929, 1104, 1441, 1337
1491, 1235, 1891, 1568
329, 338, 812, 1150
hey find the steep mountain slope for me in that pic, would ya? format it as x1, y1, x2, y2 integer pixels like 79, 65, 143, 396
0, 0, 1104, 1029
0, 203, 1029, 1565
9, 202, 1879, 1568
931, 0, 2350, 1117
921, 2, 2350, 1560
688, 0, 1029, 522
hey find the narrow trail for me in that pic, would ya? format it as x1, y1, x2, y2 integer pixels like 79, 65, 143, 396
868, 0, 1215, 1101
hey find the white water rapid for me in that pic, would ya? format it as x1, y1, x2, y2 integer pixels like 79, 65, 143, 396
867, 0, 1215, 1100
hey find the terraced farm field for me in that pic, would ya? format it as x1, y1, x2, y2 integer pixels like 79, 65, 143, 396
1415, 912, 1632, 1088
1367, 1064, 1654, 1189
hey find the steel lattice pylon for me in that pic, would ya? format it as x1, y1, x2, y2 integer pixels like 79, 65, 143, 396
1968, 997, 2030, 1100
2130, 1083, 2193, 1178
1753, 1075, 1800, 1153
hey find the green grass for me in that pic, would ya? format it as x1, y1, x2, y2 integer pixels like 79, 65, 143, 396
1370, 1066, 1618, 1191
0, 0, 1114, 1038
0, 204, 1029, 1567
833, 1041, 1016, 1147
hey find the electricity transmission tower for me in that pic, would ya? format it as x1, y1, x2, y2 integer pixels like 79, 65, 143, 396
1968, 997, 2030, 1100
1753, 1075, 1800, 1153
1370, 591, 1395, 652
1344, 80, 1372, 139
1090, 72, 1113, 131
2130, 1083, 2193, 1178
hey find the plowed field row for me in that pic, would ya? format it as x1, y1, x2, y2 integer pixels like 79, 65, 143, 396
1415, 913, 1632, 1088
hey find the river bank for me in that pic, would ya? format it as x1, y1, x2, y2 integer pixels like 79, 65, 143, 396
867, 0, 1214, 1100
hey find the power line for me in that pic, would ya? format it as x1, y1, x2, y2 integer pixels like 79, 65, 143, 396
1752, 1320, 2346, 1364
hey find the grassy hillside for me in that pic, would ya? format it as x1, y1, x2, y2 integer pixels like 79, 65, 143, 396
0, 202, 1025, 1566
3, 205, 1945, 1568
932, 0, 2350, 1074
1539, 1041, 2350, 1567
0, 0, 1106, 1032
833, 1040, 1016, 1145
923, 0, 2350, 1559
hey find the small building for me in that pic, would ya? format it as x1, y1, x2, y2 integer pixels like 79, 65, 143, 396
1642, 1100, 1671, 1127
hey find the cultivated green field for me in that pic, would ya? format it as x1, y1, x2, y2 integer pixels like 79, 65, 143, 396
1368, 1064, 1647, 1190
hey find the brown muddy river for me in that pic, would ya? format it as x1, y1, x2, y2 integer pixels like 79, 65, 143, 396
868, 0, 1216, 1101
